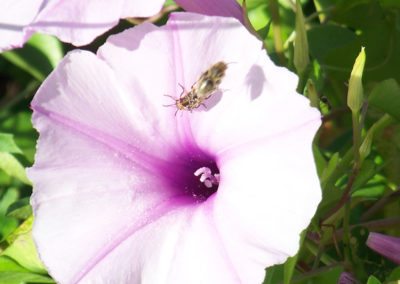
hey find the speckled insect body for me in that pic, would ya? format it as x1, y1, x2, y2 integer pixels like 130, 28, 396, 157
165, 61, 228, 114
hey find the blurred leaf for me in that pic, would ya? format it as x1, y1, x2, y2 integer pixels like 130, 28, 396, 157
248, 3, 269, 31
238, 0, 265, 10
0, 188, 19, 215
369, 79, 400, 121
3, 216, 47, 274
0, 134, 22, 154
333, 1, 400, 83
375, 124, 400, 184
0, 111, 37, 163
321, 152, 340, 188
6, 198, 32, 220
283, 255, 297, 284
313, 140, 327, 178
352, 160, 378, 192
381, 0, 400, 8
387, 266, 400, 282
308, 24, 357, 64
352, 183, 386, 199
28, 33, 64, 69
1, 33, 63, 81
321, 148, 354, 197
367, 275, 382, 284
0, 188, 19, 240
264, 264, 284, 284
0, 256, 29, 272
0, 152, 30, 185
0, 216, 18, 242
0, 272, 54, 284
164, 0, 177, 6
296, 266, 343, 284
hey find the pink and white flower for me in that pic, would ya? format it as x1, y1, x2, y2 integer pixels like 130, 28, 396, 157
29, 13, 321, 283
0, 0, 164, 51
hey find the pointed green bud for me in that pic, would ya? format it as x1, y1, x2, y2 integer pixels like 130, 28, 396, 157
347, 47, 366, 114
294, 0, 309, 74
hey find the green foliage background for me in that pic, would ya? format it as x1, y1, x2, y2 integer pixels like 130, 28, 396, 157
0, 0, 399, 283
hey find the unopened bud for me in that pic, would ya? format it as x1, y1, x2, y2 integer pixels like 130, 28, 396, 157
347, 47, 366, 113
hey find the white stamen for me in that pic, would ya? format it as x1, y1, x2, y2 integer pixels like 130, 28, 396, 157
199, 174, 207, 182
204, 180, 213, 188
194, 167, 220, 188
194, 167, 205, 176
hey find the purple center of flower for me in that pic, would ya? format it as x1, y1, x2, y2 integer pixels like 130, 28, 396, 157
166, 151, 219, 203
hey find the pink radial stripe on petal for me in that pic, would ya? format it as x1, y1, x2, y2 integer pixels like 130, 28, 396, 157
0, 0, 44, 51
0, 0, 166, 50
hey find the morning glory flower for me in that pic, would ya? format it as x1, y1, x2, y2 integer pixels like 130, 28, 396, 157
28, 13, 321, 283
0, 0, 164, 51
367, 232, 400, 264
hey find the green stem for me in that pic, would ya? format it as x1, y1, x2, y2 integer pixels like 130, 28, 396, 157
305, 240, 336, 266
342, 200, 352, 265
331, 217, 400, 243
361, 187, 400, 221
352, 112, 361, 167
268, 0, 286, 65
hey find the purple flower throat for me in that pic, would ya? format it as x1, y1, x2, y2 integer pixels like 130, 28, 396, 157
162, 146, 220, 203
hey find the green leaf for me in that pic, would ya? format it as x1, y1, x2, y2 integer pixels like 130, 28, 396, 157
352, 159, 378, 191
6, 198, 32, 220
0, 188, 19, 240
0, 152, 30, 185
367, 275, 382, 284
0, 134, 22, 154
0, 188, 19, 215
3, 217, 47, 274
313, 140, 327, 178
264, 264, 284, 284
283, 256, 297, 284
247, 4, 269, 31
386, 266, 400, 282
1, 33, 63, 81
0, 272, 54, 284
305, 266, 342, 284
308, 24, 357, 63
375, 124, 400, 184
28, 33, 63, 69
369, 79, 400, 121
0, 216, 18, 242
0, 111, 37, 163
320, 152, 340, 188
0, 256, 29, 272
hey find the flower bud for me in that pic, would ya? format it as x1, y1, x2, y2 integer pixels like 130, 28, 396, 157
347, 47, 366, 114
367, 232, 400, 264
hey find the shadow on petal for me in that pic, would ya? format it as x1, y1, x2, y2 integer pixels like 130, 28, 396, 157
245, 64, 266, 101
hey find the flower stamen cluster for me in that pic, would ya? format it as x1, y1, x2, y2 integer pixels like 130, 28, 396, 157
194, 166, 220, 188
